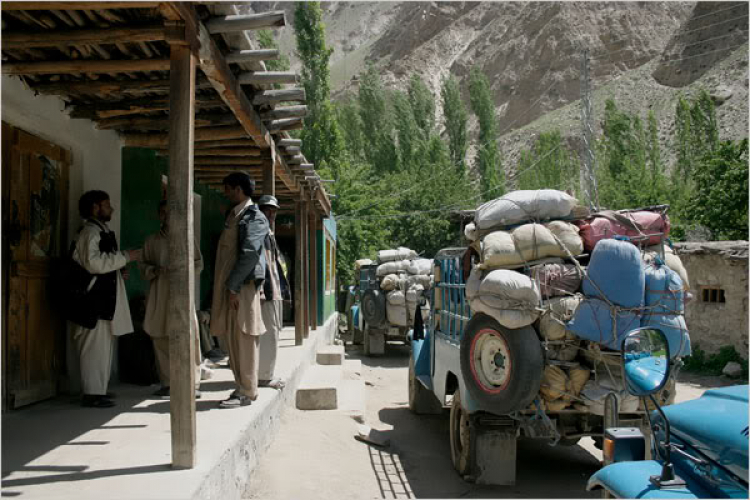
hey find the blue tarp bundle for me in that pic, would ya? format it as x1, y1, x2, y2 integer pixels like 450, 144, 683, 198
641, 312, 691, 358
582, 239, 645, 308
566, 297, 641, 350
642, 261, 690, 358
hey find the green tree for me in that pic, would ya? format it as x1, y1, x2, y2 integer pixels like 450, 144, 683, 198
393, 90, 419, 170
517, 131, 578, 196
256, 29, 290, 73
441, 75, 468, 171
688, 139, 748, 240
357, 65, 397, 173
408, 74, 435, 141
336, 100, 365, 161
468, 67, 504, 200
293, 1, 344, 176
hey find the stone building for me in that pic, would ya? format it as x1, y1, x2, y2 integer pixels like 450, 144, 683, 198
674, 241, 749, 359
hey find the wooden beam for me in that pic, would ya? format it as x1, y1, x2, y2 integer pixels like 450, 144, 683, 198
29, 76, 213, 97
226, 49, 279, 64
192, 139, 258, 149
267, 118, 304, 133
1, 25, 166, 49
263, 153, 275, 196
192, 148, 261, 157
260, 105, 308, 121
286, 155, 304, 165
283, 146, 301, 154
95, 113, 237, 131
122, 126, 248, 147
205, 11, 285, 34
1, 2, 159, 9
194, 157, 263, 166
2, 58, 170, 75
69, 96, 225, 119
238, 71, 299, 85
166, 43, 196, 470
252, 89, 306, 106
278, 138, 303, 148
294, 197, 304, 346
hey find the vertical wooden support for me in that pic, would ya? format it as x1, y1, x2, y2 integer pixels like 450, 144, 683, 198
308, 206, 318, 329
301, 198, 310, 339
294, 198, 304, 345
262, 157, 275, 196
167, 44, 196, 469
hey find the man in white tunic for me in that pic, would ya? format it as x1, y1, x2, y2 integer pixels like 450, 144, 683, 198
141, 200, 204, 399
257, 195, 289, 390
71, 190, 141, 408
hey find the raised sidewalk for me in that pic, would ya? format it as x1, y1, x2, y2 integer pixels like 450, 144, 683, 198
1, 316, 337, 499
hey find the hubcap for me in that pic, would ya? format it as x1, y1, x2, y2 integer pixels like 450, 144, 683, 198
472, 329, 511, 390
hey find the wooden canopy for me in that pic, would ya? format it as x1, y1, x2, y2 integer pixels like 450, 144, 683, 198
1, 1, 331, 215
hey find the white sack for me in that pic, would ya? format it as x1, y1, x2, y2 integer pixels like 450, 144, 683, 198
481, 230, 519, 268
407, 258, 433, 276
376, 260, 410, 277
478, 270, 540, 305
464, 222, 478, 242
386, 302, 408, 327
355, 259, 373, 271
470, 298, 539, 329
378, 247, 418, 263
512, 224, 564, 262
406, 285, 425, 303
539, 295, 582, 341
407, 274, 432, 290
475, 189, 578, 230
465, 268, 482, 300
545, 220, 584, 256
387, 290, 405, 306
380, 274, 400, 291
580, 379, 639, 415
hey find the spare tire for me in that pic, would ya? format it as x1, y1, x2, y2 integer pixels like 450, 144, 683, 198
460, 313, 543, 414
361, 289, 387, 328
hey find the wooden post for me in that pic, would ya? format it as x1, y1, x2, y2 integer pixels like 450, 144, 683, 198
294, 198, 304, 345
308, 206, 318, 329
262, 158, 275, 196
301, 198, 310, 339
166, 43, 196, 469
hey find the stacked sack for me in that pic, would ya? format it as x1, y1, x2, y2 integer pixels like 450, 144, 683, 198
374, 247, 433, 328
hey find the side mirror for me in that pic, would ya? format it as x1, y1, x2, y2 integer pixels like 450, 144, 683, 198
621, 328, 671, 397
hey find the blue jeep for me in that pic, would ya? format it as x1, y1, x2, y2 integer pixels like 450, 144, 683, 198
409, 248, 656, 485
587, 327, 748, 498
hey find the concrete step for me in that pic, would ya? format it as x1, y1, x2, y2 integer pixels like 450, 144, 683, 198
337, 379, 366, 423
342, 359, 362, 380
296, 365, 342, 410
316, 345, 345, 365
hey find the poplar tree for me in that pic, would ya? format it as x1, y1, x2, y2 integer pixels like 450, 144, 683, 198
441, 75, 468, 171
468, 67, 504, 200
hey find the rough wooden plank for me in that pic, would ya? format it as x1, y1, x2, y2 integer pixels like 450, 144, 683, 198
260, 105, 307, 121
2, 58, 170, 75
29, 76, 213, 96
192, 139, 258, 149
194, 157, 263, 166
252, 88, 306, 106
226, 49, 279, 64
95, 113, 237, 131
263, 154, 275, 196
166, 44, 197, 470
205, 11, 285, 34
278, 138, 302, 147
1, 2, 159, 9
238, 71, 299, 85
122, 126, 248, 147
267, 118, 304, 133
1, 25, 166, 49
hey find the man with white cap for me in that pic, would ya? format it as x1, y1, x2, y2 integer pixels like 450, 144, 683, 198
256, 195, 289, 390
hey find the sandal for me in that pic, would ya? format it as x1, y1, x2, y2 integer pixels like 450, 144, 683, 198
219, 393, 255, 408
258, 378, 286, 390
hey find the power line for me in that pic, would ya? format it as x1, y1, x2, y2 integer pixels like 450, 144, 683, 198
498, 81, 558, 136
595, 41, 748, 71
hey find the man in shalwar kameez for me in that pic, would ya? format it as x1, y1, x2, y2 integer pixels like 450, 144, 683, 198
210, 173, 269, 408
72, 190, 141, 408
141, 200, 204, 399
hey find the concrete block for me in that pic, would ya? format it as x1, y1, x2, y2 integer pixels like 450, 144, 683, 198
296, 365, 341, 410
474, 428, 517, 486
343, 359, 362, 380
364, 331, 385, 356
316, 345, 345, 365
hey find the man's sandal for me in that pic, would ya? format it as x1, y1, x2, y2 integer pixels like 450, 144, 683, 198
258, 378, 286, 390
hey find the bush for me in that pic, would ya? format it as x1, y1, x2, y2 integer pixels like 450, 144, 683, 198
682, 345, 748, 377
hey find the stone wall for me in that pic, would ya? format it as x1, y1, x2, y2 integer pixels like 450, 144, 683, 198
674, 242, 749, 359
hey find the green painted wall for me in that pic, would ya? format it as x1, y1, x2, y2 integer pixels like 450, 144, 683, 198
317, 224, 336, 326
120, 147, 227, 309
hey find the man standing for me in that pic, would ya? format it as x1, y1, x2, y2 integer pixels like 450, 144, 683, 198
141, 200, 203, 399
257, 195, 290, 390
71, 190, 141, 408
210, 173, 269, 408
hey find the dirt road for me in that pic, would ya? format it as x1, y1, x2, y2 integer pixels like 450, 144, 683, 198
246, 342, 723, 499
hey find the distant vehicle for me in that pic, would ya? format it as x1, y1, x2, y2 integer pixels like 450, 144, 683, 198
587, 328, 748, 499
408, 248, 656, 485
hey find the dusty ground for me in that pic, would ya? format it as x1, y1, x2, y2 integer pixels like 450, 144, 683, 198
246, 342, 732, 500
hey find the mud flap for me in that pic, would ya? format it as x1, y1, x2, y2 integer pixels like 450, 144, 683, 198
471, 420, 518, 486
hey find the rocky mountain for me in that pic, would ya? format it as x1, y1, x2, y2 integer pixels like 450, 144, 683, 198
248, 1, 748, 178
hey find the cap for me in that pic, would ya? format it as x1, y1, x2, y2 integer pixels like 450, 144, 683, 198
257, 195, 280, 209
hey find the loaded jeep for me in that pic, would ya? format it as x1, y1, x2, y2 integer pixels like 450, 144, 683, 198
408, 247, 662, 485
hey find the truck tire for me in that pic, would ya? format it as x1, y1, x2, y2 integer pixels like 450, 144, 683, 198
361, 289, 387, 328
459, 313, 544, 414
450, 390, 474, 477
408, 357, 443, 415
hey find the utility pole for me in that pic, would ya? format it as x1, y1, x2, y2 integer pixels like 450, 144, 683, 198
580, 48, 599, 210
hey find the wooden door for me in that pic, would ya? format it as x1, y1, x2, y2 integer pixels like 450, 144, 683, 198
2, 123, 70, 409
